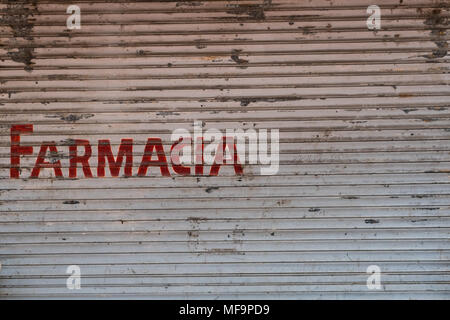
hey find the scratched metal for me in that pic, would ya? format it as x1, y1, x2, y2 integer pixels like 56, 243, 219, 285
0, 0, 449, 299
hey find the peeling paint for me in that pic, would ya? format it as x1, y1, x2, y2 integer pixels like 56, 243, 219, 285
63, 200, 80, 205
176, 1, 203, 7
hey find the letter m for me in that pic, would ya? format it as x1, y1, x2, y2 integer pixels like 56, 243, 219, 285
97, 139, 133, 177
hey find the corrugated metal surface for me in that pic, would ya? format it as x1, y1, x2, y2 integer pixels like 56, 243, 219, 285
0, 0, 449, 299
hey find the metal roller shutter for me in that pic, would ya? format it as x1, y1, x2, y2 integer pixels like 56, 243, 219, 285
0, 0, 449, 299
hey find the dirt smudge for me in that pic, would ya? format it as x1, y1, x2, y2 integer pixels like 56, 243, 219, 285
1, 1, 37, 71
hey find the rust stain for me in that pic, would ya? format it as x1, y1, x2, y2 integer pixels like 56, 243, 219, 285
422, 117, 439, 122
201, 55, 222, 62
300, 26, 316, 35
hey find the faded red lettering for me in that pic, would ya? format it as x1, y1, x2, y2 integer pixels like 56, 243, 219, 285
97, 139, 133, 177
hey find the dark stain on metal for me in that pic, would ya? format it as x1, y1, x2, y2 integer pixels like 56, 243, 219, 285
348, 120, 367, 124
342, 196, 360, 199
206, 248, 241, 255
421, 117, 439, 122
1, 0, 37, 72
398, 93, 415, 98
63, 200, 80, 205
276, 199, 291, 206
308, 208, 321, 212
231, 49, 249, 65
7, 48, 35, 71
187, 231, 199, 238
232, 228, 245, 237
60, 138, 76, 146
239, 98, 258, 106
195, 43, 207, 49
364, 219, 380, 224
46, 74, 79, 81
156, 111, 180, 116
300, 26, 316, 35
402, 108, 418, 114
47, 150, 63, 164
187, 217, 208, 223
427, 106, 446, 111
136, 49, 147, 56
205, 186, 220, 193
222, 96, 302, 105
412, 194, 434, 198
176, 1, 203, 7
57, 114, 94, 122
